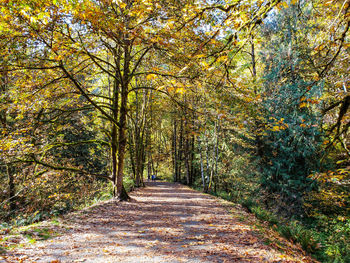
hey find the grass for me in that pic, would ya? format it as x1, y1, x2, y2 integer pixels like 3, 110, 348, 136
0, 218, 64, 253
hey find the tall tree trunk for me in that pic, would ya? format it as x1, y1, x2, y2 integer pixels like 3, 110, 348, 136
205, 135, 211, 190
116, 82, 129, 200
134, 91, 142, 187
1, 65, 15, 213
251, 37, 257, 93
6, 164, 16, 213
128, 129, 136, 181
111, 124, 118, 196
147, 159, 151, 181
110, 45, 121, 197
146, 121, 151, 182
185, 134, 190, 185
172, 118, 178, 182
213, 120, 220, 193
250, 36, 264, 159
177, 118, 184, 181
111, 73, 120, 197
115, 42, 130, 201
190, 134, 195, 185
199, 140, 207, 193
140, 142, 145, 186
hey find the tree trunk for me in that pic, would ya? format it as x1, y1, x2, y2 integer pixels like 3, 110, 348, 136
251, 37, 257, 93
185, 136, 190, 185
205, 135, 211, 190
116, 82, 129, 200
190, 134, 195, 185
111, 124, 118, 197
177, 118, 184, 181
1, 65, 15, 213
250, 37, 264, 159
172, 118, 178, 182
6, 165, 16, 213
214, 120, 220, 193
199, 140, 207, 193
128, 129, 136, 182
111, 72, 120, 197
115, 41, 130, 201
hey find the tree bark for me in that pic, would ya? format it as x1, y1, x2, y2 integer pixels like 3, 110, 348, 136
1, 65, 16, 212
115, 82, 129, 200
185, 137, 190, 185
111, 66, 120, 197
205, 135, 211, 191
213, 120, 220, 193
177, 117, 184, 181
172, 118, 178, 182
199, 139, 207, 193
115, 41, 131, 201
6, 165, 16, 213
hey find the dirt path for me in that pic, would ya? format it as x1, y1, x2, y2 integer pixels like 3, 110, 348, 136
1, 182, 314, 262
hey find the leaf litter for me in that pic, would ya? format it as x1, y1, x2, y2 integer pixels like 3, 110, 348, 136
1, 182, 316, 262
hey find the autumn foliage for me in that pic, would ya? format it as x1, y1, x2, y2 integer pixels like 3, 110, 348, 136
0, 0, 350, 261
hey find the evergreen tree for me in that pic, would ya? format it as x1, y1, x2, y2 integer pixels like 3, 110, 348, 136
259, 2, 323, 214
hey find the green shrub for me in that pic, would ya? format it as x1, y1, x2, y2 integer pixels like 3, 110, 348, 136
277, 225, 293, 240
322, 218, 350, 263
123, 176, 135, 192
241, 197, 257, 213
251, 206, 279, 226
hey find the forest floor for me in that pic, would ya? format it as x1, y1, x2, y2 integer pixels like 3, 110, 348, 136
0, 182, 316, 263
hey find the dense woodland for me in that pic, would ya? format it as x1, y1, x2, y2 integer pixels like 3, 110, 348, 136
0, 0, 349, 261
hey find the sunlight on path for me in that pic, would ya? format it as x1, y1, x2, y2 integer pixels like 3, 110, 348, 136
2, 182, 314, 263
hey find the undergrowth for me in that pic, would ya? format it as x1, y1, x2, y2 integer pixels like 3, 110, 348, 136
212, 190, 350, 263
0, 176, 137, 254
0, 175, 137, 229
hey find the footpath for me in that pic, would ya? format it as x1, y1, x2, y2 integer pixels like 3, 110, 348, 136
1, 182, 315, 262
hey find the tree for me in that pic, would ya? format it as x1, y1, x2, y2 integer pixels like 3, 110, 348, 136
258, 2, 324, 214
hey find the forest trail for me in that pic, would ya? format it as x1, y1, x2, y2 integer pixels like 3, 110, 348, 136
2, 182, 315, 263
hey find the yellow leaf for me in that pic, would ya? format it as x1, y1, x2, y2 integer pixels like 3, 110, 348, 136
217, 55, 227, 63
200, 61, 209, 69
195, 54, 206, 59
146, 74, 156, 80
276, 2, 288, 10
282, 2, 288, 8
176, 87, 185, 94
299, 102, 307, 108
120, 2, 126, 8
313, 73, 320, 81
